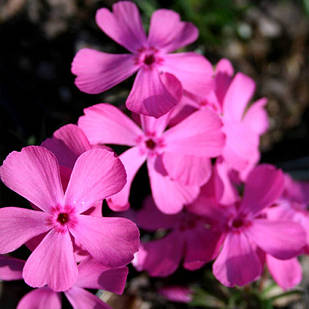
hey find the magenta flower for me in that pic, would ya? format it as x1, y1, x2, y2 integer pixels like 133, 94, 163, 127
190, 164, 306, 287
0, 146, 139, 291
132, 196, 222, 277
261, 175, 309, 290
267, 174, 309, 254
17, 259, 128, 309
41, 123, 112, 216
173, 59, 269, 179
71, 1, 213, 118
0, 256, 128, 309
78, 103, 225, 213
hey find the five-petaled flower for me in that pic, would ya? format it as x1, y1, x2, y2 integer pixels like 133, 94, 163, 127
0, 146, 139, 291
72, 1, 213, 118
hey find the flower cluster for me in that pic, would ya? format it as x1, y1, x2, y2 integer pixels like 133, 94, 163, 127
1, 1, 308, 308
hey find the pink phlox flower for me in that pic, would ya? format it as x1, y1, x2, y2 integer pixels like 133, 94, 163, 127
171, 58, 269, 179
71, 1, 213, 118
78, 103, 225, 214
266, 173, 309, 254
190, 164, 306, 287
0, 145, 139, 291
132, 196, 222, 277
262, 203, 303, 291
41, 123, 112, 216
24, 124, 116, 263
0, 257, 128, 309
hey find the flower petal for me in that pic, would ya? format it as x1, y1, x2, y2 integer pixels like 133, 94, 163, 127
140, 113, 170, 136
96, 2, 146, 53
246, 219, 305, 259
65, 286, 111, 309
0, 208, 51, 254
163, 153, 212, 186
72, 49, 138, 94
17, 287, 61, 309
184, 227, 223, 270
240, 164, 285, 216
163, 108, 225, 157
126, 68, 182, 118
23, 229, 78, 291
76, 259, 128, 294
161, 52, 213, 96
266, 255, 302, 290
78, 103, 142, 146
70, 215, 139, 267
0, 146, 64, 212
243, 98, 269, 135
136, 196, 180, 231
0, 256, 24, 280
107, 147, 146, 211
136, 231, 184, 277
64, 149, 126, 214
222, 120, 259, 172
148, 9, 198, 52
42, 124, 91, 170
214, 58, 234, 105
213, 232, 262, 287
223, 72, 255, 121
215, 159, 239, 205
147, 157, 199, 214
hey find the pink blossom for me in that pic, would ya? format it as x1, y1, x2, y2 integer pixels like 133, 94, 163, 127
190, 164, 306, 287
78, 103, 225, 214
0, 257, 128, 309
267, 174, 309, 253
260, 175, 309, 290
71, 1, 213, 118
132, 196, 222, 276
172, 59, 269, 179
41, 123, 111, 216
0, 146, 139, 291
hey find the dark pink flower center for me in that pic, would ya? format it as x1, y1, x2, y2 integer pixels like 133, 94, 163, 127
230, 215, 251, 231
57, 212, 69, 225
135, 47, 164, 68
232, 218, 244, 228
145, 139, 156, 150
144, 54, 156, 66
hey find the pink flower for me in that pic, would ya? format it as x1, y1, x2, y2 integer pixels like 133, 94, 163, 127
267, 174, 309, 254
0, 257, 128, 309
173, 59, 269, 179
132, 196, 222, 276
0, 146, 139, 291
41, 123, 111, 216
190, 164, 306, 287
71, 1, 213, 118
78, 103, 225, 214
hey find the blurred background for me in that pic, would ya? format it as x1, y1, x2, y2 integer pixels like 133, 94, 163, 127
0, 0, 309, 308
